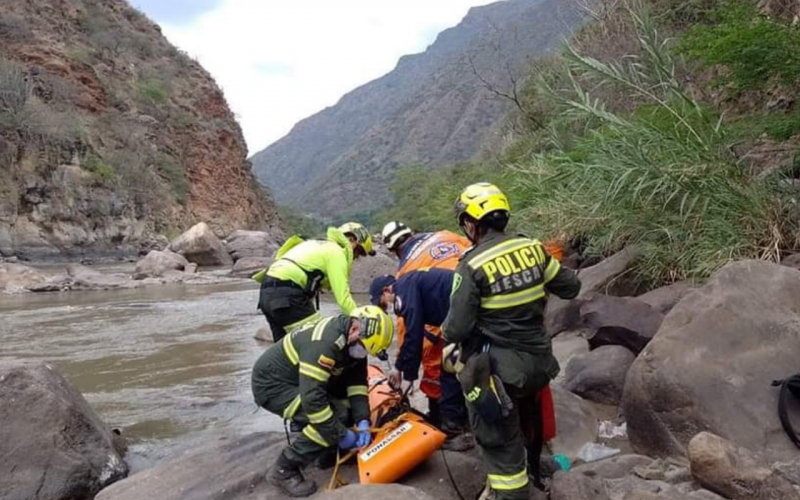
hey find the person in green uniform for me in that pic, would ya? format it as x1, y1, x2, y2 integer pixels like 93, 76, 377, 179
442, 182, 581, 500
258, 222, 376, 342
252, 305, 394, 498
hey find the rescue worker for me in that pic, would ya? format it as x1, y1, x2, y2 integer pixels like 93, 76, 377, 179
378, 221, 471, 423
381, 220, 469, 277
252, 305, 394, 497
442, 183, 581, 500
369, 269, 472, 450
258, 223, 376, 342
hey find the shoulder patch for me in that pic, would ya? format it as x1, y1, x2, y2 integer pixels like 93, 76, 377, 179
334, 334, 346, 350
318, 354, 336, 369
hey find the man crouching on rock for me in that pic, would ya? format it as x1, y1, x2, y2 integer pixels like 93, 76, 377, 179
251, 306, 394, 497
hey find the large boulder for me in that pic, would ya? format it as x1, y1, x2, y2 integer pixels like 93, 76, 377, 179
97, 431, 482, 500
546, 247, 641, 336
223, 230, 278, 262
169, 223, 233, 267
550, 385, 599, 459
635, 282, 696, 315
96, 432, 285, 500
133, 250, 189, 279
0, 263, 48, 293
564, 346, 636, 405
229, 256, 271, 278
688, 432, 800, 500
623, 260, 800, 462
0, 361, 128, 500
581, 295, 664, 354
780, 253, 800, 271
349, 252, 397, 293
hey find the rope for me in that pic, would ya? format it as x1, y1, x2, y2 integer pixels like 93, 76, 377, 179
327, 448, 356, 490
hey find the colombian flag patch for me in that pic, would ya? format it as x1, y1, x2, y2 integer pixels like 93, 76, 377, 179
318, 354, 336, 369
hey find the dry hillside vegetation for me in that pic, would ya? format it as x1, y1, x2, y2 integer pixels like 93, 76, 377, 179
0, 0, 279, 259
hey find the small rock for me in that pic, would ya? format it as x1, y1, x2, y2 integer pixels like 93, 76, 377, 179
581, 295, 663, 354
772, 459, 800, 486
185, 263, 198, 274
564, 345, 635, 405
169, 222, 233, 267
688, 432, 800, 500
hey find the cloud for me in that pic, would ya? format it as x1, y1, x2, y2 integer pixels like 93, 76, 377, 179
132, 0, 223, 25
157, 0, 498, 155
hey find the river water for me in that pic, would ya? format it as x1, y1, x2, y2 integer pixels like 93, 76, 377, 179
0, 281, 343, 472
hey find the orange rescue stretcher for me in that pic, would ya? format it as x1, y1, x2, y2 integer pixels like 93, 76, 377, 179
357, 364, 446, 484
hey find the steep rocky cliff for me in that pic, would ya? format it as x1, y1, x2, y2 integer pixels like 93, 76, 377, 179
0, 0, 281, 260
251, 0, 581, 220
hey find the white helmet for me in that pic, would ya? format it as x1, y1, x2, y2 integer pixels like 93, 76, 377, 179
381, 221, 413, 251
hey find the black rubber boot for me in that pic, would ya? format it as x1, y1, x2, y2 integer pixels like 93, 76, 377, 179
268, 453, 317, 498
313, 448, 337, 470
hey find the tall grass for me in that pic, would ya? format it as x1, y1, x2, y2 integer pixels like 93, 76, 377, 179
512, 5, 789, 285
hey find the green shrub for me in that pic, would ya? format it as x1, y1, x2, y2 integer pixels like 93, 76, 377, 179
137, 79, 169, 105
511, 6, 787, 285
679, 1, 800, 92
83, 154, 116, 181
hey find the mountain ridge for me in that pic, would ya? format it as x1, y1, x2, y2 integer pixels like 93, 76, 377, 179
252, 0, 581, 220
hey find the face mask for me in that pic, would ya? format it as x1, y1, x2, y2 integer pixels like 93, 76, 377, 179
348, 343, 368, 359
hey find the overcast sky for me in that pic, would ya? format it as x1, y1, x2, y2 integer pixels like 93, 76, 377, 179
131, 0, 498, 155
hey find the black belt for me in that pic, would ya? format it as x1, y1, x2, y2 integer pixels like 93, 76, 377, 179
262, 276, 301, 289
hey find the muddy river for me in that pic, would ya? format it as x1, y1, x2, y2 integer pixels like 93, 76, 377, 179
0, 281, 346, 472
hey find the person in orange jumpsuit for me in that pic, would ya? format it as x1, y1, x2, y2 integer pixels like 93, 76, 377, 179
373, 222, 472, 448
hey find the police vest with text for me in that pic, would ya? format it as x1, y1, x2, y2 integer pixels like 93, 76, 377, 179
467, 237, 559, 311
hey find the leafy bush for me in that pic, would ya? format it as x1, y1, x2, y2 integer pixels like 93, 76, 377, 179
82, 154, 116, 181
137, 79, 169, 105
511, 6, 788, 285
680, 1, 800, 92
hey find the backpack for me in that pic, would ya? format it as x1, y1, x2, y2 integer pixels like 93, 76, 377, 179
772, 374, 800, 449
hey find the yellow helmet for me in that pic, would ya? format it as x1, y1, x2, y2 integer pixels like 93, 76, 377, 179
338, 222, 376, 256
454, 182, 510, 223
350, 305, 394, 358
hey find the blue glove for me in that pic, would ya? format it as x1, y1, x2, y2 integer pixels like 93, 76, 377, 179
356, 419, 372, 448
337, 429, 358, 450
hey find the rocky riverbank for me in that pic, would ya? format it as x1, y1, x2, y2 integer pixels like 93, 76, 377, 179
0, 222, 397, 295
5, 250, 800, 500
